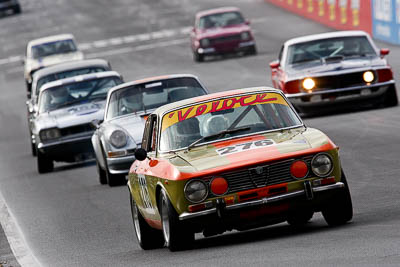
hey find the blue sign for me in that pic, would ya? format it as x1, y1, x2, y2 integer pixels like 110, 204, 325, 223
372, 0, 400, 44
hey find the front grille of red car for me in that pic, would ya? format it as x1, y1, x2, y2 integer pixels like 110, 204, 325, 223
60, 123, 94, 137
313, 71, 376, 90
206, 155, 314, 195
209, 34, 241, 45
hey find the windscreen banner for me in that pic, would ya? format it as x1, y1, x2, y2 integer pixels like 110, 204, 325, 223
267, 0, 372, 34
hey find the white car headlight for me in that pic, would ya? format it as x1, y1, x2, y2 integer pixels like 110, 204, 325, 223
311, 153, 333, 177
240, 31, 250, 40
184, 180, 208, 203
39, 128, 61, 141
110, 130, 127, 148
200, 38, 210, 47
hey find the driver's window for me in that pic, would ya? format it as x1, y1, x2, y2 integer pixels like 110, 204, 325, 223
141, 117, 152, 151
149, 117, 158, 152
278, 45, 284, 62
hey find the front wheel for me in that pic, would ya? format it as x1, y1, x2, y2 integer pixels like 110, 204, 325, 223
106, 170, 126, 187
193, 51, 204, 62
37, 148, 54, 173
160, 189, 194, 251
322, 170, 353, 226
383, 86, 398, 107
96, 160, 107, 185
130, 194, 164, 250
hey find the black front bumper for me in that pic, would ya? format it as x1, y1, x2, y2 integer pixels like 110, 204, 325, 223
38, 134, 94, 162
287, 81, 394, 112
179, 182, 344, 231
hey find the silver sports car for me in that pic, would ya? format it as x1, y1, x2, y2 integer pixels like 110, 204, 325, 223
32, 71, 123, 173
91, 74, 208, 186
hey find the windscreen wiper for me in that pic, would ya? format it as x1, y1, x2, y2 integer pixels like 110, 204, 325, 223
186, 126, 251, 152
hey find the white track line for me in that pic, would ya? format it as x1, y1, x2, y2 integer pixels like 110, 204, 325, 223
0, 17, 267, 66
0, 191, 41, 267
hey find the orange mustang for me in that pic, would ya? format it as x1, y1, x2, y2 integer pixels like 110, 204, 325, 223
128, 87, 353, 251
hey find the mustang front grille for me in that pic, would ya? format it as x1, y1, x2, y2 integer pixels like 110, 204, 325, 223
205, 155, 314, 196
314, 71, 375, 90
60, 123, 94, 137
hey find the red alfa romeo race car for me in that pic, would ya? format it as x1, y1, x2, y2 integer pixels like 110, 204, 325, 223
128, 87, 353, 251
269, 31, 398, 114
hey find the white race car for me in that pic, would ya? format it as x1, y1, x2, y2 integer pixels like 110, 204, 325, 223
23, 33, 84, 92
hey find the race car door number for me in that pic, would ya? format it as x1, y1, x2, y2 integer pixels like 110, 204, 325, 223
216, 139, 275, 156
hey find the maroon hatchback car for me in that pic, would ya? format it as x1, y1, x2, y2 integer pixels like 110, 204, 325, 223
191, 7, 257, 62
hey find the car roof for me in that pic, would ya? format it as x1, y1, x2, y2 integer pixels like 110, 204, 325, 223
196, 6, 241, 19
32, 59, 110, 80
107, 74, 202, 95
284, 30, 370, 46
28, 34, 76, 48
154, 87, 284, 115
40, 71, 121, 92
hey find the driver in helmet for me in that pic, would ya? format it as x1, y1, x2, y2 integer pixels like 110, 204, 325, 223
120, 91, 144, 114
50, 86, 74, 105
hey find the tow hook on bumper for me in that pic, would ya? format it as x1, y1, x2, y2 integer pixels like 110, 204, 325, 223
304, 180, 314, 200
216, 198, 226, 218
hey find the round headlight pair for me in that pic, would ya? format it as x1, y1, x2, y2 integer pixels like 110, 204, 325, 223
39, 128, 61, 141
311, 153, 333, 177
200, 38, 210, 47
110, 130, 127, 148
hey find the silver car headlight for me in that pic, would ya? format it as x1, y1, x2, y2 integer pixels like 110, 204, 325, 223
109, 130, 127, 148
240, 31, 250, 40
184, 180, 208, 203
200, 38, 210, 47
311, 153, 333, 177
39, 128, 61, 141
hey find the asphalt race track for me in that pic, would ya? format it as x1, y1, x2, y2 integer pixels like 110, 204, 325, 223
1, 0, 400, 266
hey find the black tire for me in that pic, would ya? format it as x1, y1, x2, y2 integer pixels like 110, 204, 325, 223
106, 169, 126, 187
37, 148, 54, 173
31, 141, 37, 157
247, 45, 257, 55
287, 209, 314, 226
159, 189, 194, 251
13, 5, 21, 14
383, 86, 398, 107
193, 51, 204, 62
130, 194, 164, 250
322, 170, 353, 226
96, 160, 107, 185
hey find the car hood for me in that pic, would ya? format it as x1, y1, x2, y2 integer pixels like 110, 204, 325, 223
105, 114, 148, 145
286, 56, 386, 79
197, 24, 251, 39
36, 101, 105, 130
167, 127, 334, 174
28, 51, 84, 72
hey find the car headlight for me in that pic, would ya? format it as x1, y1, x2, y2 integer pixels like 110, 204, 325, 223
311, 153, 333, 177
184, 180, 208, 203
110, 130, 127, 148
240, 31, 250, 40
302, 78, 315, 91
363, 71, 374, 83
39, 128, 61, 141
200, 38, 210, 47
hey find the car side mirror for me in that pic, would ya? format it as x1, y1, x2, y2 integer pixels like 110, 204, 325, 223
245, 19, 250, 25
269, 61, 280, 69
90, 119, 103, 129
380, 48, 390, 57
135, 148, 148, 161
